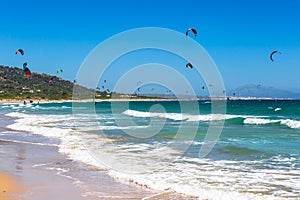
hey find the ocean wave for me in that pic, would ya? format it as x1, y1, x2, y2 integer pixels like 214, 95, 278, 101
2, 103, 71, 111
244, 118, 300, 129
123, 109, 187, 121
30, 105, 72, 110
280, 119, 300, 129
78, 125, 149, 131
243, 118, 281, 125
5, 112, 73, 138
123, 109, 247, 122
123, 109, 300, 129
3, 108, 300, 199
1, 105, 10, 108
55, 124, 299, 199
107, 155, 299, 200
9, 103, 33, 109
56, 130, 300, 200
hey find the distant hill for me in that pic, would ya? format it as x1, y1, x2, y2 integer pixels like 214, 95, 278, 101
0, 65, 142, 101
230, 84, 300, 99
0, 65, 75, 100
4, 65, 297, 101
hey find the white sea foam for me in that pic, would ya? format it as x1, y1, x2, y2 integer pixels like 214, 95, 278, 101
17, 103, 33, 108
123, 109, 248, 122
186, 113, 243, 122
243, 118, 281, 125
1, 105, 10, 108
31, 105, 72, 110
107, 156, 298, 200
123, 109, 187, 121
58, 128, 300, 200
280, 119, 300, 129
243, 117, 300, 129
124, 109, 300, 130
2, 103, 71, 111
5, 112, 72, 138
3, 109, 300, 199
77, 125, 149, 131
4, 111, 106, 170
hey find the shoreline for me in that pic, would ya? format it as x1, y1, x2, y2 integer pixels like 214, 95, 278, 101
0, 139, 100, 200
1, 97, 297, 199
0, 96, 297, 104
0, 139, 198, 200
0, 112, 198, 200
0, 98, 177, 104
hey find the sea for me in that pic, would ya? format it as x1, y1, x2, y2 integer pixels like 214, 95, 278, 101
1, 100, 300, 200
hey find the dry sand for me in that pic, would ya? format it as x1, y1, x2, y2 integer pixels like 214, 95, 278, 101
0, 173, 23, 200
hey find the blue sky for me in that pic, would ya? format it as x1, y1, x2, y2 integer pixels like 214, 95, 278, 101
1, 0, 299, 93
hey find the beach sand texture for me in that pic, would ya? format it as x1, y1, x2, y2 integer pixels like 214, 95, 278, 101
0, 138, 194, 200
0, 173, 22, 200
0, 103, 198, 200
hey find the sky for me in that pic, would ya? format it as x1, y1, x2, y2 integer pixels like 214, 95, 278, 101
0, 0, 300, 94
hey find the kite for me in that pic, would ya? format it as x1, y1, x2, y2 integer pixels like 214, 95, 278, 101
270, 51, 281, 62
22, 66, 31, 79
15, 49, 24, 55
186, 62, 193, 69
186, 28, 197, 37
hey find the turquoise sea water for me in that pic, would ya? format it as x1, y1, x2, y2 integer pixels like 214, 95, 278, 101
1, 100, 300, 199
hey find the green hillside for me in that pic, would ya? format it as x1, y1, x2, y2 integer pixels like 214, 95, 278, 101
0, 65, 74, 100
0, 65, 167, 101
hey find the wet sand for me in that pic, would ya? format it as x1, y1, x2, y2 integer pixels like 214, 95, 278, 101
0, 139, 197, 200
0, 139, 89, 200
0, 112, 197, 200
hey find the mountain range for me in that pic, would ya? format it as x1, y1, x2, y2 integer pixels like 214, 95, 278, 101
230, 84, 300, 99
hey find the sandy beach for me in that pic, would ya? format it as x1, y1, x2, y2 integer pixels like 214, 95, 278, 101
0, 140, 197, 200
0, 173, 22, 200
0, 113, 197, 200
0, 138, 98, 200
0, 98, 178, 104
1, 96, 295, 105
